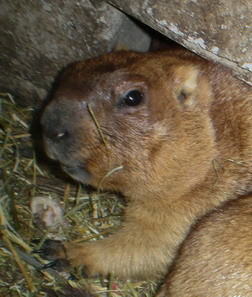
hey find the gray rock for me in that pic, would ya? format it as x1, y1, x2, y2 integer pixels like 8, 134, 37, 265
0, 0, 150, 106
108, 0, 252, 85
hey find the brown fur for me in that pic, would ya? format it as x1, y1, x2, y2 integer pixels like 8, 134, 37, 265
41, 49, 252, 280
157, 194, 252, 297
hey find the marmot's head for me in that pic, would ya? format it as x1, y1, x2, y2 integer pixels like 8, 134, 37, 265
41, 51, 217, 198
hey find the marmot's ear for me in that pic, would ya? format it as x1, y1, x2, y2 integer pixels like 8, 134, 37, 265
173, 65, 199, 108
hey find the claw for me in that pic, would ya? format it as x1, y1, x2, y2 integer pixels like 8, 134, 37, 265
31, 239, 66, 260
41, 260, 59, 270
40, 259, 70, 272
32, 248, 48, 255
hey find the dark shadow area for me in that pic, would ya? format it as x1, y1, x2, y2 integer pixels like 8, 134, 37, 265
29, 65, 81, 184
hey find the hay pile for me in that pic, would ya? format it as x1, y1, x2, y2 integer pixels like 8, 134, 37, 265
0, 93, 157, 297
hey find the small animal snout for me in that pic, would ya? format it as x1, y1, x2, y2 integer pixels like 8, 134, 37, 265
43, 127, 69, 142
41, 107, 70, 143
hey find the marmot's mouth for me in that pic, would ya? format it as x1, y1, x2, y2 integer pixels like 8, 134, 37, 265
61, 164, 90, 183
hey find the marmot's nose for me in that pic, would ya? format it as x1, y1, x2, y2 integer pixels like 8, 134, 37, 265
41, 108, 70, 142
43, 127, 69, 142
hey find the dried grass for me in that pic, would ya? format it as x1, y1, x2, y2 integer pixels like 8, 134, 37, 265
0, 93, 157, 297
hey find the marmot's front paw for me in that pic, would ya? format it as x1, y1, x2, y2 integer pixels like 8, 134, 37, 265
34, 239, 71, 271
41, 258, 71, 272
34, 239, 67, 260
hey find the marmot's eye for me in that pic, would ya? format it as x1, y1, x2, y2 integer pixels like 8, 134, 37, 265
121, 90, 144, 107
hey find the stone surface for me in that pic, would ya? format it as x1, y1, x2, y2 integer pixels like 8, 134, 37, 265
108, 0, 252, 85
0, 0, 150, 106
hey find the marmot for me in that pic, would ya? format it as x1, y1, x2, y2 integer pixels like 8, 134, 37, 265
156, 193, 252, 296
40, 49, 252, 282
